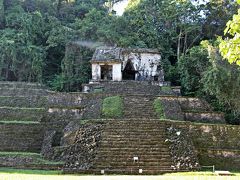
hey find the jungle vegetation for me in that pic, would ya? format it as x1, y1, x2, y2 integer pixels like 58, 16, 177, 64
0, 0, 239, 124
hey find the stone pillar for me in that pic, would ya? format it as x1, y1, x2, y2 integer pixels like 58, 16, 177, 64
112, 63, 122, 81
92, 64, 101, 80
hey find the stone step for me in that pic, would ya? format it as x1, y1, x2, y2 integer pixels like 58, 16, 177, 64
95, 157, 171, 162
98, 146, 169, 151
178, 97, 213, 112
0, 88, 49, 96
97, 151, 171, 157
101, 135, 166, 139
102, 132, 166, 136
0, 107, 45, 122
105, 119, 164, 122
102, 129, 166, 133
124, 102, 153, 104
100, 139, 167, 144
95, 162, 172, 168
104, 123, 165, 126
123, 115, 157, 118
0, 123, 44, 152
124, 110, 155, 113
124, 107, 154, 110
94, 165, 172, 170
93, 118, 172, 174
64, 168, 176, 175
0, 81, 47, 89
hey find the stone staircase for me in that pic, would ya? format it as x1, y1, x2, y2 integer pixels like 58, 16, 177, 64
93, 119, 174, 174
83, 81, 174, 95
123, 95, 157, 119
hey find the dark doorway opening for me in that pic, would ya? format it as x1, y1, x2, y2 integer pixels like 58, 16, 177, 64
101, 65, 112, 80
123, 61, 136, 80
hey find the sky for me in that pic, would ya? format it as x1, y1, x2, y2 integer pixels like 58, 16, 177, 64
113, 0, 129, 16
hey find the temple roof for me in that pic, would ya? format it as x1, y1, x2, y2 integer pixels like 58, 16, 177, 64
91, 47, 122, 62
91, 46, 160, 63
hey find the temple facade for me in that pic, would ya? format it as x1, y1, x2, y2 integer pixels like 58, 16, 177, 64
91, 47, 164, 83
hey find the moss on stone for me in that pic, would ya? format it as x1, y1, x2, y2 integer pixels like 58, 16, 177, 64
102, 96, 123, 118
161, 86, 172, 93
153, 98, 165, 119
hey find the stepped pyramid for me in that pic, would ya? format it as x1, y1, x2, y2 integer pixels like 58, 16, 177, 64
0, 81, 233, 174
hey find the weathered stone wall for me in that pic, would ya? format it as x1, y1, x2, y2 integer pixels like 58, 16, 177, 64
156, 96, 225, 124
0, 88, 49, 96
166, 125, 200, 171
178, 97, 212, 111
0, 81, 47, 89
44, 121, 105, 171
158, 97, 184, 120
165, 121, 240, 170
0, 96, 48, 108
0, 107, 46, 122
0, 123, 45, 152
184, 112, 225, 124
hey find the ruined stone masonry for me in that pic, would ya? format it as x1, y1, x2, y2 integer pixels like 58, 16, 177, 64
0, 48, 238, 174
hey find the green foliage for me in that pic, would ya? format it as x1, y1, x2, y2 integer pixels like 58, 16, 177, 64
179, 39, 240, 124
219, 5, 240, 66
202, 0, 239, 39
52, 43, 92, 92
0, 0, 237, 122
153, 99, 165, 119
178, 43, 210, 95
102, 96, 123, 118
199, 41, 240, 124
161, 86, 172, 93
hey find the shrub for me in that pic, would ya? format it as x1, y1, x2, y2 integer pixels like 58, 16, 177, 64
102, 96, 123, 118
153, 99, 165, 119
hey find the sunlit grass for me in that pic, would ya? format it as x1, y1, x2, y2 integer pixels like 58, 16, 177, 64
1, 169, 240, 180
1, 174, 240, 180
0, 168, 62, 175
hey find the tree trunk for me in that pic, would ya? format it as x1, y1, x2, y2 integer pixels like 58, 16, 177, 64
177, 29, 182, 61
0, 0, 5, 29
183, 31, 188, 55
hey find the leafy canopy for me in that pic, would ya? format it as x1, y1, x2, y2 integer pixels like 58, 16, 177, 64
219, 1, 240, 65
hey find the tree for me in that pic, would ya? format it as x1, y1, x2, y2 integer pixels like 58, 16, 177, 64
202, 41, 240, 124
202, 0, 239, 39
219, 1, 240, 66
178, 42, 210, 95
0, 0, 5, 28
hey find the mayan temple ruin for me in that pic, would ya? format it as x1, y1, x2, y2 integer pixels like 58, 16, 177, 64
0, 45, 239, 175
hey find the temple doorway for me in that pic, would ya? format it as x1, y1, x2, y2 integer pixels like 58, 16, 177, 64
122, 61, 136, 80
100, 65, 112, 80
